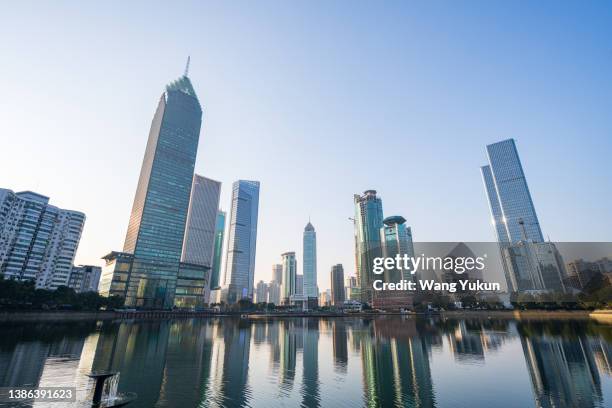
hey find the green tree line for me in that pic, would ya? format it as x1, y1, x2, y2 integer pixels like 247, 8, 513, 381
0, 279, 124, 311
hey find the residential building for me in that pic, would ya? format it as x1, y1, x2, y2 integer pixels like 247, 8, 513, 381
319, 289, 332, 307
221, 180, 260, 303
68, 265, 101, 293
345, 275, 360, 301
268, 280, 281, 305
0, 189, 85, 290
272, 264, 283, 285
255, 280, 268, 303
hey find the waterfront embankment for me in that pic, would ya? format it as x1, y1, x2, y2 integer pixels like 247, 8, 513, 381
1, 309, 611, 322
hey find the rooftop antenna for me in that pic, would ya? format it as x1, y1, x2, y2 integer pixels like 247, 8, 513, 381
184, 56, 190, 77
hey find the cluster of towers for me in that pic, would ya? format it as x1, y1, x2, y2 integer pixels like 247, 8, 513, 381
98, 64, 261, 309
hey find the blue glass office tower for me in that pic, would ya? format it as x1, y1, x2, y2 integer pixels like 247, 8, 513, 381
354, 190, 384, 305
210, 210, 226, 290
481, 139, 549, 293
120, 71, 202, 308
303, 221, 317, 300
481, 139, 544, 244
222, 180, 260, 303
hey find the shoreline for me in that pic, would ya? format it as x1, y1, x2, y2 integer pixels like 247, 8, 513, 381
1, 309, 610, 323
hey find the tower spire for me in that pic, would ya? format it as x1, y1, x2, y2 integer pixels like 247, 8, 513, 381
184, 56, 190, 77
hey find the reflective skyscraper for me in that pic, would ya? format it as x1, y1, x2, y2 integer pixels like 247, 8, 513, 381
481, 139, 544, 244
281, 252, 296, 305
303, 221, 317, 300
103, 66, 203, 308
353, 190, 384, 304
331, 264, 345, 306
210, 210, 226, 290
373, 215, 414, 310
380, 216, 414, 279
222, 180, 260, 303
181, 175, 221, 268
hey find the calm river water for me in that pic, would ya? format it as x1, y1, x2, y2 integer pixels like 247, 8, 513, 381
0, 316, 611, 407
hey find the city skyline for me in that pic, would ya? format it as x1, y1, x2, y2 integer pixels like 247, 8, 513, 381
1, 2, 611, 293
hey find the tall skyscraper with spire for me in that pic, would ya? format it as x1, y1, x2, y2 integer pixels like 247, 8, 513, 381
221, 180, 260, 303
100, 60, 206, 309
303, 220, 317, 301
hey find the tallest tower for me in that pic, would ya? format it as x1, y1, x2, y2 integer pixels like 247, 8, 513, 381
481, 138, 543, 244
303, 221, 318, 301
113, 65, 203, 308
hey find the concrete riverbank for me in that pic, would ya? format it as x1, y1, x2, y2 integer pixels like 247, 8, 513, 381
1, 309, 610, 322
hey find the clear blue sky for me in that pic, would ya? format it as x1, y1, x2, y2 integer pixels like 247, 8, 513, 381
1, 1, 611, 291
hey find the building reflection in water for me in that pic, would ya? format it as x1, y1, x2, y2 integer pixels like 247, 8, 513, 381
520, 328, 603, 408
332, 320, 349, 372
301, 318, 320, 408
0, 318, 611, 408
207, 318, 252, 407
359, 317, 436, 408
92, 321, 170, 407
279, 319, 297, 391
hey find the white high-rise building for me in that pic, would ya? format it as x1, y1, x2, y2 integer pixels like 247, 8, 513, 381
181, 175, 221, 302
68, 265, 102, 293
272, 263, 283, 285
281, 252, 296, 305
222, 180, 260, 303
181, 175, 222, 268
0, 188, 85, 290
255, 280, 268, 303
268, 280, 281, 305
303, 221, 318, 300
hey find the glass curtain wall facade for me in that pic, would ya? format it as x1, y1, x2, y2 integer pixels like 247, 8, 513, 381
380, 216, 415, 281
373, 216, 414, 310
331, 264, 345, 306
181, 175, 221, 267
119, 74, 203, 309
222, 180, 260, 303
210, 210, 226, 290
482, 139, 544, 244
481, 139, 548, 292
353, 190, 384, 305
281, 252, 296, 305
303, 221, 318, 300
